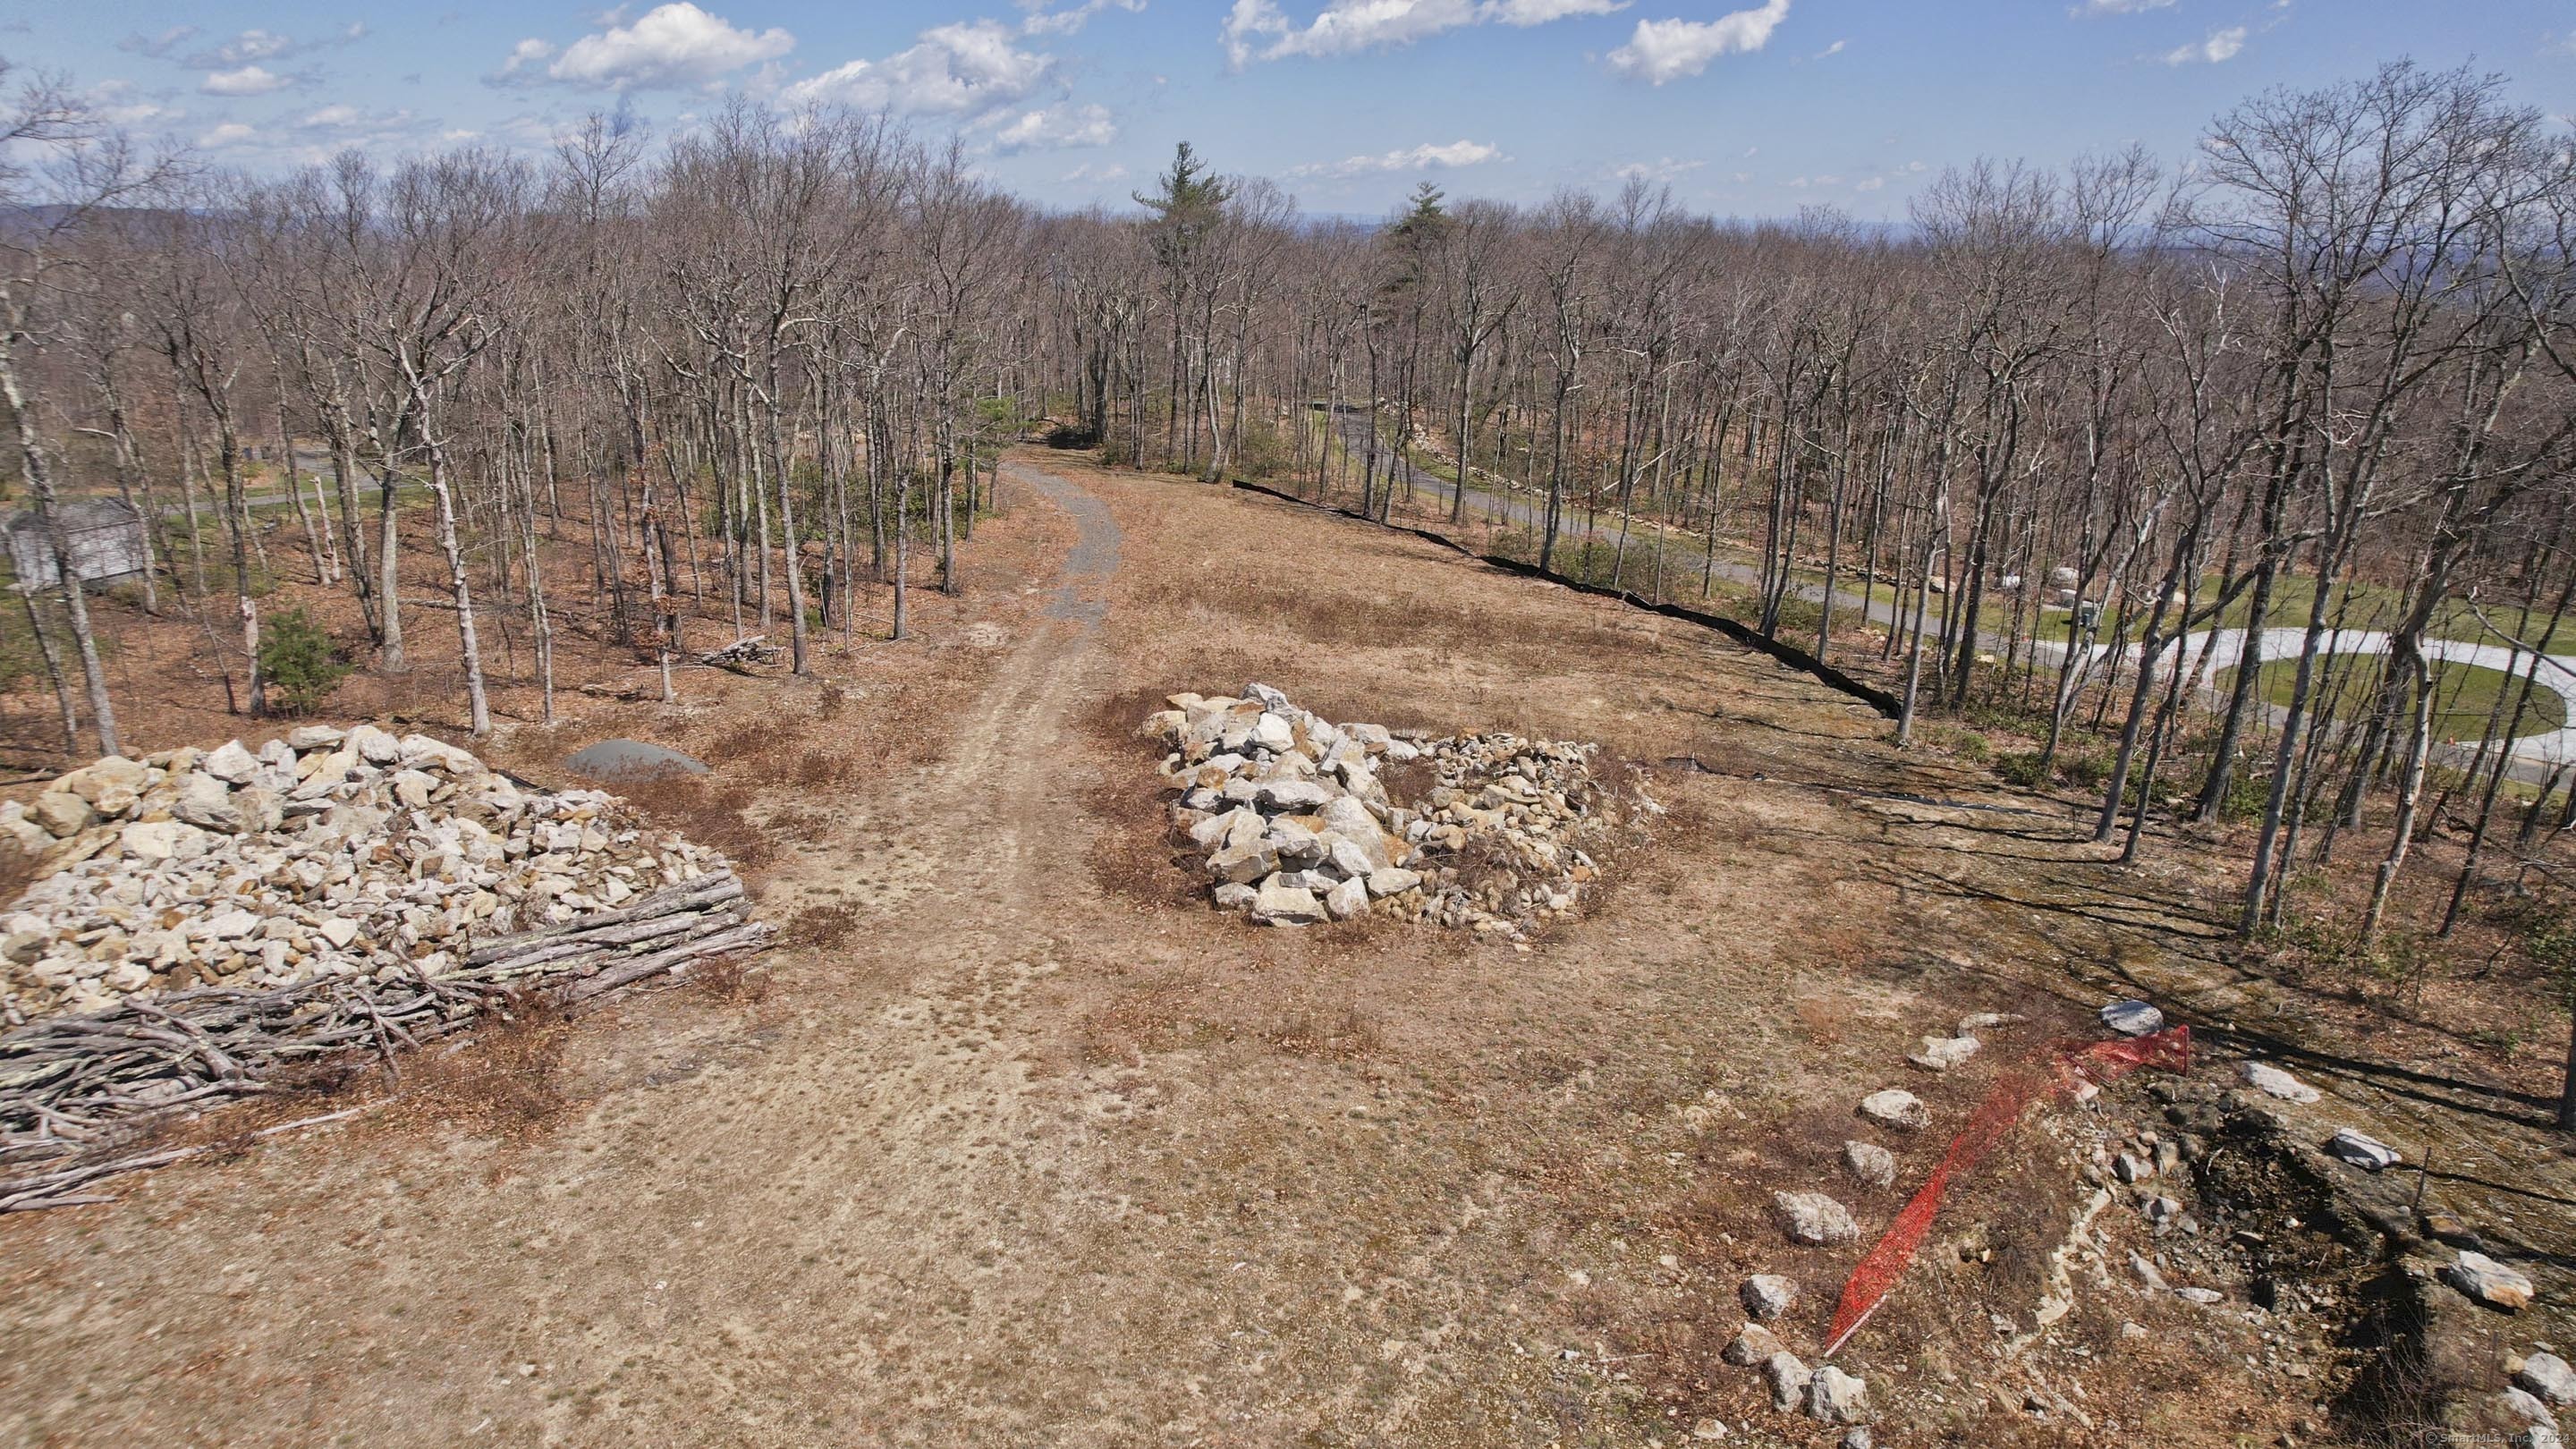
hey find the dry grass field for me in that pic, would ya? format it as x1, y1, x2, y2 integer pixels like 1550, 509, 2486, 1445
0, 454, 2567, 1448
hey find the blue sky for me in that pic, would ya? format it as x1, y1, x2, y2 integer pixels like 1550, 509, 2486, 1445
9, 0, 2573, 220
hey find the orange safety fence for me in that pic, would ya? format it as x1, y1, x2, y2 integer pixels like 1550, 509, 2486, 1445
1822, 1025, 2192, 1359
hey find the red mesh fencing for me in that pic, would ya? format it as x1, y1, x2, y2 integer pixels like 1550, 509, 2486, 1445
1821, 1025, 2192, 1359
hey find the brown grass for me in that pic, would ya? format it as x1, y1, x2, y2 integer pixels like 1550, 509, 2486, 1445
383, 997, 574, 1139
615, 774, 773, 870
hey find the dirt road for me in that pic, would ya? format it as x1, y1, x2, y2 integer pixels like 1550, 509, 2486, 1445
2, 456, 2565, 1449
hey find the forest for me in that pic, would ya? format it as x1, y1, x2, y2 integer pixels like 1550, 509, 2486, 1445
4, 56, 2575, 1111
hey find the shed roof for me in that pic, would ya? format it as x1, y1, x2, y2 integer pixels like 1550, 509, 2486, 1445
4, 499, 142, 535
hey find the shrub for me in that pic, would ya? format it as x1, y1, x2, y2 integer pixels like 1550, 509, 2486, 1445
1994, 750, 2050, 790
258, 606, 349, 716
2061, 750, 2111, 791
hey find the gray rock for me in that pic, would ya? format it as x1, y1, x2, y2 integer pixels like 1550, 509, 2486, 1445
2114, 1152, 2155, 1183
285, 724, 346, 750
1213, 882, 1258, 911
2237, 1060, 2321, 1103
1318, 794, 1383, 843
1739, 1274, 1797, 1321
564, 738, 708, 782
1206, 836, 1281, 885
290, 748, 356, 800
1843, 1140, 1898, 1189
2515, 1351, 2575, 1406
1774, 1191, 1860, 1246
2100, 999, 2164, 1036
1189, 808, 1254, 849
1365, 867, 1422, 898
1267, 819, 1326, 866
30, 790, 95, 838
2173, 1286, 2224, 1305
2517, 1426, 2564, 1449
200, 910, 260, 942
1325, 836, 1377, 880
1255, 779, 1332, 811
1721, 1322, 1783, 1366
2323, 1128, 2402, 1173
1250, 713, 1296, 753
171, 772, 243, 833
120, 819, 212, 863
1858, 1089, 1929, 1131
1243, 682, 1292, 711
2445, 1250, 2536, 1311
1908, 1035, 1980, 1072
1762, 1352, 1809, 1411
1805, 1365, 1868, 1425
1325, 876, 1369, 921
346, 724, 402, 766
199, 740, 261, 784
2500, 1386, 2555, 1425
1838, 1430, 1874, 1449
1250, 878, 1327, 927
60, 755, 149, 809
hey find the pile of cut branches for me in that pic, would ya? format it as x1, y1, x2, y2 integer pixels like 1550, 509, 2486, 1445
0, 870, 769, 1212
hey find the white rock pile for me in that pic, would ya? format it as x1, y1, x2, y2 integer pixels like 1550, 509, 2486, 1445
0, 725, 731, 1025
1145, 683, 1627, 934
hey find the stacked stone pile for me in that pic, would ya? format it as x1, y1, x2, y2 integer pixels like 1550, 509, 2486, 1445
1147, 684, 1627, 934
0, 724, 736, 1025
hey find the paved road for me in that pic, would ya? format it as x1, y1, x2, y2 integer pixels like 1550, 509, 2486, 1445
2033, 626, 2576, 772
1326, 409, 2576, 777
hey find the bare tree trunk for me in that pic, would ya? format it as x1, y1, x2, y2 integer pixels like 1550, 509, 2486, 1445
0, 328, 121, 754
377, 458, 405, 672
19, 589, 79, 754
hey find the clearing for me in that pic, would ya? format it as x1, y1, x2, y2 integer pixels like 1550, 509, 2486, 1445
0, 455, 2567, 1449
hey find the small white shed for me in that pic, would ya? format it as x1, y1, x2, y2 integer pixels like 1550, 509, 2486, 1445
6, 499, 148, 590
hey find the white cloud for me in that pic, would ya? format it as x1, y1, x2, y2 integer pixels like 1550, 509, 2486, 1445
2073, 0, 2174, 13
202, 30, 294, 65
1020, 0, 1147, 37
181, 25, 369, 71
1224, 0, 1623, 67
1289, 138, 1503, 178
989, 102, 1118, 149
782, 21, 1053, 116
199, 122, 259, 148
2163, 24, 2244, 64
1853, 175, 1885, 191
1815, 38, 1843, 56
1063, 161, 1130, 182
200, 65, 292, 96
1482, 0, 1628, 25
1606, 0, 1790, 85
299, 104, 365, 129
116, 27, 199, 60
512, 3, 795, 91
84, 81, 183, 129
499, 38, 557, 77
1612, 156, 1704, 182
